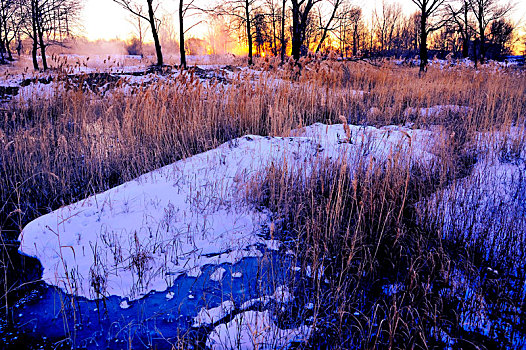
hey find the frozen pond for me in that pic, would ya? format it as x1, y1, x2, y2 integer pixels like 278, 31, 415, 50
9, 250, 304, 349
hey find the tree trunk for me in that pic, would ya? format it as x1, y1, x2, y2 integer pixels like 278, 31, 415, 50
0, 41, 5, 63
137, 17, 144, 55
31, 39, 38, 70
245, 0, 253, 65
0, 29, 5, 63
462, 3, 469, 58
291, 3, 301, 60
315, 31, 328, 54
461, 38, 468, 58
32, 0, 47, 70
2, 15, 12, 61
6, 39, 12, 61
280, 0, 286, 63
147, 0, 163, 66
473, 39, 478, 68
341, 21, 345, 57
31, 0, 39, 70
353, 23, 358, 56
478, 18, 485, 63
419, 14, 428, 73
0, 17, 5, 63
37, 23, 47, 70
178, 0, 186, 69
271, 7, 277, 56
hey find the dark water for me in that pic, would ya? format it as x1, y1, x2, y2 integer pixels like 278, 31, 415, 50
2, 247, 294, 349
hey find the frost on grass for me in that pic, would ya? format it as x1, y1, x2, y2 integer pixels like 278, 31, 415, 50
272, 286, 293, 303
420, 128, 526, 342
20, 123, 438, 301
424, 128, 526, 260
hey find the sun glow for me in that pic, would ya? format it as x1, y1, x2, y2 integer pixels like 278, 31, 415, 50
83, 0, 132, 41
80, 0, 526, 57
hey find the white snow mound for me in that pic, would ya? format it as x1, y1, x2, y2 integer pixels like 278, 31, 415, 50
20, 123, 437, 300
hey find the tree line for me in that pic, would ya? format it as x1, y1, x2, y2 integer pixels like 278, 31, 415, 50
0, 0, 80, 70
0, 0, 520, 72
118, 0, 519, 72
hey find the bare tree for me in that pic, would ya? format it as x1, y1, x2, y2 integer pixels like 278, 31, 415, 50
262, 0, 279, 56
446, 0, 475, 57
178, 0, 199, 69
408, 12, 421, 52
468, 0, 513, 63
280, 0, 286, 62
334, 4, 361, 57
488, 17, 515, 55
179, 0, 185, 67
290, 0, 321, 60
113, 0, 163, 66
22, 0, 81, 70
127, 3, 147, 55
409, 0, 448, 72
394, 11, 420, 53
373, 0, 402, 53
0, 0, 23, 61
208, 0, 258, 65
254, 0, 288, 61
348, 6, 361, 56
159, 13, 179, 54
253, 11, 270, 55
206, 16, 233, 55
315, 0, 345, 53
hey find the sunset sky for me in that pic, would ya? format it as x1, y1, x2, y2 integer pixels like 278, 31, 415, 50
83, 0, 525, 42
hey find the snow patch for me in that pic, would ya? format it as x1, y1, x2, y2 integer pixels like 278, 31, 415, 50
272, 286, 293, 303
207, 310, 310, 350
193, 300, 236, 327
210, 267, 227, 282
403, 105, 472, 119
20, 123, 437, 301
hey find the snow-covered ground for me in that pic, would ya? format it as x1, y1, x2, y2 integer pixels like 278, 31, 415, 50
426, 128, 526, 258
17, 119, 526, 348
1, 65, 272, 106
0, 56, 255, 105
20, 123, 438, 301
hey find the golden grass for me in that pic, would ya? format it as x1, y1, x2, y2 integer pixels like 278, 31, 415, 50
0, 59, 525, 348
0, 61, 524, 235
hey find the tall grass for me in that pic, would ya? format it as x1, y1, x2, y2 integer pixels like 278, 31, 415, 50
0, 59, 525, 347
242, 138, 451, 346
243, 139, 524, 348
1, 62, 524, 235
